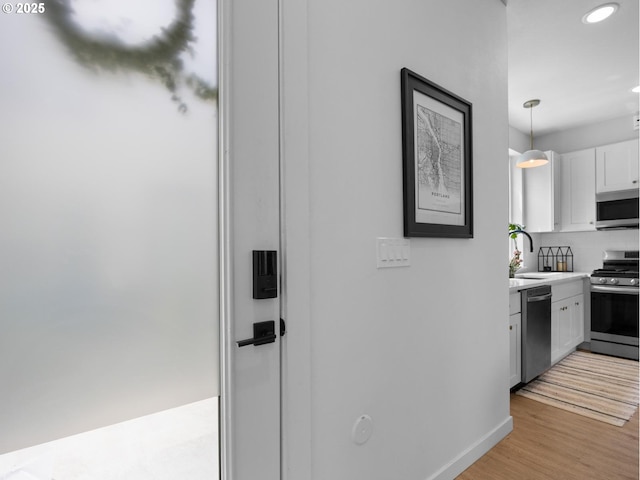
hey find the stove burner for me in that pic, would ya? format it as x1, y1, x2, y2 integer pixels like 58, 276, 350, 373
591, 250, 639, 285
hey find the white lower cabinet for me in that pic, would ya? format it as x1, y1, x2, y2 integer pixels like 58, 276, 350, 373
509, 292, 522, 388
509, 280, 586, 389
571, 296, 585, 346
509, 313, 522, 388
551, 280, 585, 364
551, 298, 570, 363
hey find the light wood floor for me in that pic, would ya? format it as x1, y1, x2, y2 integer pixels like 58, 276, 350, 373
457, 393, 639, 480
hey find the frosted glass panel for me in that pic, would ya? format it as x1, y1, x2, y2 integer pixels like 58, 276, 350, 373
0, 0, 218, 453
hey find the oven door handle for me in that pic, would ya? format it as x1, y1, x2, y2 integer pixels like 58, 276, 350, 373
591, 285, 639, 295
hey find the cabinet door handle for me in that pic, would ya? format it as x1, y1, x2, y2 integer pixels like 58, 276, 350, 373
509, 325, 513, 331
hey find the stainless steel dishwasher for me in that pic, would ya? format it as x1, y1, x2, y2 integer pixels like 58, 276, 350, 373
521, 285, 552, 383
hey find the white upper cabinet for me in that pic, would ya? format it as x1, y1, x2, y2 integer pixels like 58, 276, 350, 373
511, 139, 638, 233
559, 148, 596, 231
596, 139, 639, 193
522, 151, 560, 232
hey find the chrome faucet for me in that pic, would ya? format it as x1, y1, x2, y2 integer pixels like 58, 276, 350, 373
509, 229, 533, 253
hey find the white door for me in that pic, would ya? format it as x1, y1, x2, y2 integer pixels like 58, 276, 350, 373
220, 0, 282, 478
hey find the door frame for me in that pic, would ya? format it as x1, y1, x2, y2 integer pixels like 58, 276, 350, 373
218, 0, 285, 478
277, 0, 312, 478
218, 0, 314, 478
217, 0, 232, 474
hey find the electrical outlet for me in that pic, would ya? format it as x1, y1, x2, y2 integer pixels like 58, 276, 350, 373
352, 414, 373, 445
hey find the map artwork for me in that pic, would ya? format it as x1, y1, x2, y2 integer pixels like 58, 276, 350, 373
415, 105, 462, 215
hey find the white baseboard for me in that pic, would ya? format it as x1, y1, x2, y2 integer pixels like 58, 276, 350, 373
426, 416, 514, 480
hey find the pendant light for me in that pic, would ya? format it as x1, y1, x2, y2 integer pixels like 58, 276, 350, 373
516, 99, 549, 169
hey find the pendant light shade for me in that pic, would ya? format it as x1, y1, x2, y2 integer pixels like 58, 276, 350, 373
516, 99, 548, 169
518, 149, 549, 168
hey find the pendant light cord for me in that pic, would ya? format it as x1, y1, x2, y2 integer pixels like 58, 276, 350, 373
529, 105, 534, 150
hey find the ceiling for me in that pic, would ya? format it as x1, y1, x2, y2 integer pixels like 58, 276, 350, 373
507, 0, 639, 138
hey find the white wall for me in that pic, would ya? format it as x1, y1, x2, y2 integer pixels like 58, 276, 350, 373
283, 1, 511, 479
519, 229, 639, 274
536, 115, 639, 153
510, 114, 639, 155
509, 125, 530, 153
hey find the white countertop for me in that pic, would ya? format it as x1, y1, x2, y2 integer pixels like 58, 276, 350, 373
509, 271, 590, 292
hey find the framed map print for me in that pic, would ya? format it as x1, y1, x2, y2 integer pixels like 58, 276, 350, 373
400, 68, 473, 238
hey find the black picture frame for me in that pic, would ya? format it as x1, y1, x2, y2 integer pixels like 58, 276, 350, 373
401, 68, 473, 238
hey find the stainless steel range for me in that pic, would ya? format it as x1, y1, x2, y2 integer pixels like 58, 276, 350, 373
590, 250, 639, 360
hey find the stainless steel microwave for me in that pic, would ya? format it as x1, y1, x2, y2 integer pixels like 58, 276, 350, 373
596, 189, 639, 230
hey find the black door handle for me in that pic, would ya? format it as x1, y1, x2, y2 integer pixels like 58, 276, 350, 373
237, 320, 276, 347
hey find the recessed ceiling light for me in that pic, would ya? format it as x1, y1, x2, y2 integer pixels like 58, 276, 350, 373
633, 86, 640, 93
582, 3, 619, 24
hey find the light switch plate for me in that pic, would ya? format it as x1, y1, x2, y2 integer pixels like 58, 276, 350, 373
376, 238, 410, 268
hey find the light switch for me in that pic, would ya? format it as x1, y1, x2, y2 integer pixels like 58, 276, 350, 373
376, 238, 410, 268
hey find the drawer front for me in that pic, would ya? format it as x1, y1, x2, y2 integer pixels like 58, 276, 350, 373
552, 280, 583, 301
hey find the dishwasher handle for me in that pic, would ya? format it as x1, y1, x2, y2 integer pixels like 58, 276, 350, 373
527, 293, 552, 303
